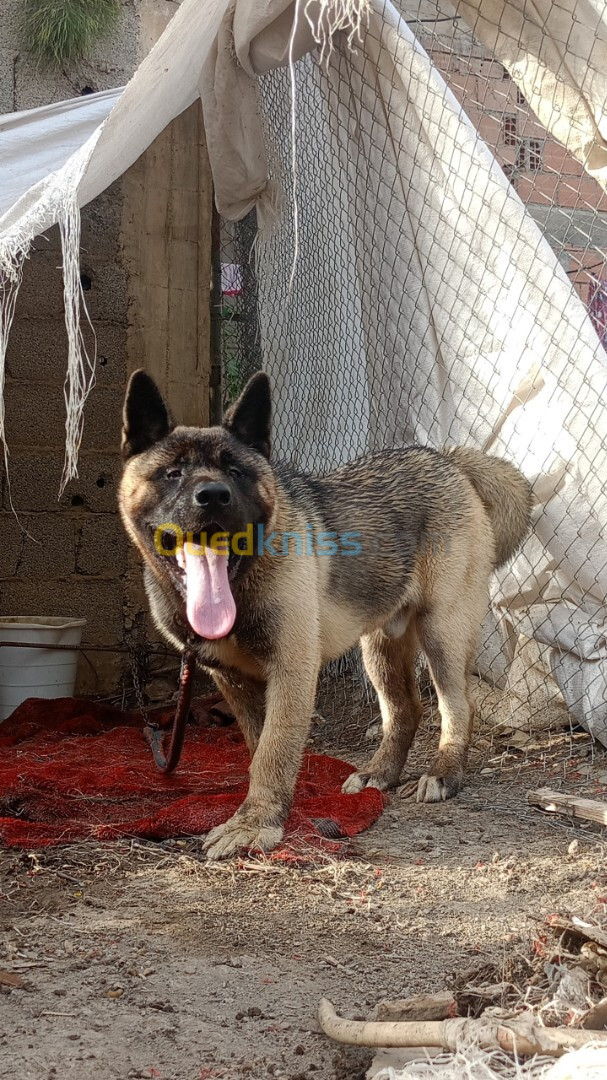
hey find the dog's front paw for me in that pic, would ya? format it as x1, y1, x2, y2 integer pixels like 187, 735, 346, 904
342, 769, 392, 794
416, 771, 462, 803
203, 809, 284, 861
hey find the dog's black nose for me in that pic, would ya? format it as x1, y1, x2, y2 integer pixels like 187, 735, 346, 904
193, 482, 232, 509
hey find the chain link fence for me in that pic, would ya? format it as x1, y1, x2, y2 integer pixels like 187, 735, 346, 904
217, 1, 607, 761
218, 211, 262, 408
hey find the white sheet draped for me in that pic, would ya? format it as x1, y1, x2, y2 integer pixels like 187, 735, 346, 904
0, 88, 123, 217
0, 0, 231, 488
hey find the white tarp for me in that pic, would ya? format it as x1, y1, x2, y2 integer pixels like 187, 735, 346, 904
0, 88, 123, 216
1, 0, 607, 739
0, 0, 231, 487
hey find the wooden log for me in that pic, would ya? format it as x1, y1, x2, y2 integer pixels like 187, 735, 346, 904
527, 788, 607, 827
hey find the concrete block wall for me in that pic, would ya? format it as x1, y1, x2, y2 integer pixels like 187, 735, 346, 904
0, 0, 210, 697
2, 207, 129, 684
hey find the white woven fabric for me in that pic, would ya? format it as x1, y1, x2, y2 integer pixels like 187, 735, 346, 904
370, 1044, 607, 1079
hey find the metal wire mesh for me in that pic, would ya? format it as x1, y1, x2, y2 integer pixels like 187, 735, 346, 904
217, 1, 607, 760
219, 211, 262, 407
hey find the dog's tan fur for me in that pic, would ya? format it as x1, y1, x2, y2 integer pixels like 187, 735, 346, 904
119, 371, 533, 858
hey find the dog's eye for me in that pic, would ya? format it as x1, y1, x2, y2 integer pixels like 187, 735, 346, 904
228, 466, 243, 480
166, 468, 182, 480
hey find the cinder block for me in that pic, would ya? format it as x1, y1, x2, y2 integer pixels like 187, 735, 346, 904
81, 263, 129, 322
80, 387, 125, 452
3, 380, 66, 449
2, 451, 121, 513
16, 251, 66, 318
80, 187, 124, 258
75, 652, 125, 696
17, 259, 128, 324
30, 186, 124, 259
1, 452, 66, 513
0, 511, 75, 579
6, 318, 73, 385
63, 453, 123, 514
90, 323, 128, 387
6, 316, 127, 391
4, 380, 123, 456
0, 577, 124, 644
76, 514, 128, 576
31, 224, 61, 256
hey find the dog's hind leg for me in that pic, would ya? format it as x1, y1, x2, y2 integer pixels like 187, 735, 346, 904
415, 607, 478, 802
211, 671, 266, 756
342, 620, 423, 794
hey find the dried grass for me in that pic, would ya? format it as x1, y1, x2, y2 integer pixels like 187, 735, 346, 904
22, 0, 120, 67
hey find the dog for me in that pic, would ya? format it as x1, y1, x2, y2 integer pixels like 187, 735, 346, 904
119, 370, 532, 859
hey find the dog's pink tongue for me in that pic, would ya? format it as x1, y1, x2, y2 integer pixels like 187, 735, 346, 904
178, 543, 236, 640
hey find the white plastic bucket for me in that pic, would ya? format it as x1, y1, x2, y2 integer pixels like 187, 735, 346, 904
0, 616, 86, 721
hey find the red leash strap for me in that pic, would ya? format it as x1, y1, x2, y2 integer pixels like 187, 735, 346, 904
144, 648, 197, 774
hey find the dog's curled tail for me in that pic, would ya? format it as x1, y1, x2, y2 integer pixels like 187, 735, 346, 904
445, 447, 533, 569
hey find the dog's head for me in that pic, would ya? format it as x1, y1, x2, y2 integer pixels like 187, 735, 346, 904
119, 371, 277, 640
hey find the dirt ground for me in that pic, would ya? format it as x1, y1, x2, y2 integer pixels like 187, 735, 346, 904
1, 676, 606, 1080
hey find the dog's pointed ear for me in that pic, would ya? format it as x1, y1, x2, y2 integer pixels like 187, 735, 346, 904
122, 370, 172, 458
223, 372, 271, 458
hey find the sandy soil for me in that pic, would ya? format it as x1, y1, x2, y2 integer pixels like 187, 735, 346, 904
1, 679, 606, 1080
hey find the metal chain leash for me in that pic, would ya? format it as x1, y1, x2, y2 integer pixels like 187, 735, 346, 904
129, 641, 151, 722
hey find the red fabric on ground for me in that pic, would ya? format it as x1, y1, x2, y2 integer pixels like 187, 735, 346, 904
0, 696, 384, 849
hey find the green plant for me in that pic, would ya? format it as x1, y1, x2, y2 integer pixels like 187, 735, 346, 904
221, 305, 245, 406
23, 0, 120, 67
